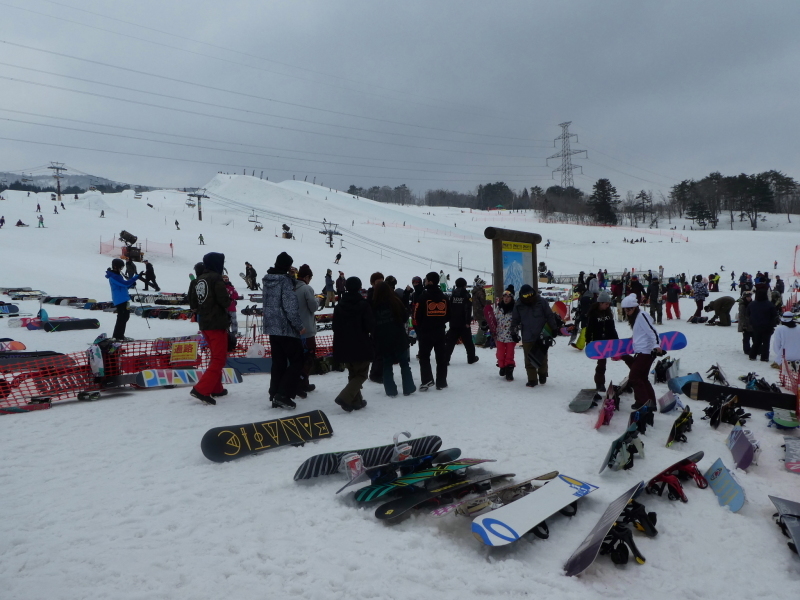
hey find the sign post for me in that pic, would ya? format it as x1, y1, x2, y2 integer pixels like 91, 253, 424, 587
484, 227, 542, 300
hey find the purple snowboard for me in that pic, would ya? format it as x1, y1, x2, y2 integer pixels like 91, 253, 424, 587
483, 305, 498, 338
727, 427, 758, 470
585, 331, 687, 360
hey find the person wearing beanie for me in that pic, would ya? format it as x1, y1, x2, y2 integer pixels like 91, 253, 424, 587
324, 268, 335, 308
688, 275, 709, 323
371, 281, 415, 397
414, 272, 450, 390
665, 277, 681, 320
772, 312, 800, 363
188, 252, 231, 405
704, 295, 736, 326
646, 277, 663, 325
125, 258, 137, 280
585, 290, 618, 398
105, 257, 140, 341
620, 293, 663, 409
293, 264, 318, 397
366, 272, 385, 384
445, 277, 478, 365
262, 251, 306, 409
410, 276, 425, 320
737, 291, 753, 355
472, 277, 487, 322
332, 276, 373, 411
494, 290, 517, 381
570, 289, 594, 347
746, 288, 779, 362
335, 270, 346, 302
511, 284, 556, 387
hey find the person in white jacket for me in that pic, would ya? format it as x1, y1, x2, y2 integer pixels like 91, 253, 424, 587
619, 293, 664, 409
772, 311, 800, 363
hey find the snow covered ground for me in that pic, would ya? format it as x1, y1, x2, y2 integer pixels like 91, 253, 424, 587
1, 176, 798, 599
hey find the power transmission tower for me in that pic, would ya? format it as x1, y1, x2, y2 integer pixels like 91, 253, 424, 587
48, 162, 67, 203
187, 189, 209, 221
546, 122, 586, 188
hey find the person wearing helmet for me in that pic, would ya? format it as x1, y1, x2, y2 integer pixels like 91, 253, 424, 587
619, 293, 663, 409
105, 257, 140, 340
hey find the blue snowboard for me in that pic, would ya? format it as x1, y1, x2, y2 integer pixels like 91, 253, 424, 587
704, 458, 745, 512
667, 372, 703, 394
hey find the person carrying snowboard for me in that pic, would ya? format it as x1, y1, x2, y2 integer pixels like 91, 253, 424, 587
332, 276, 373, 410
105, 258, 140, 341
244, 262, 258, 290
222, 274, 241, 335
493, 290, 517, 381
414, 272, 449, 390
141, 259, 161, 292
585, 290, 618, 399
188, 252, 231, 405
512, 284, 556, 387
262, 252, 306, 409
619, 293, 664, 409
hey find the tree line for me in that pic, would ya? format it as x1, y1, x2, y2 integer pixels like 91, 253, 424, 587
346, 169, 798, 230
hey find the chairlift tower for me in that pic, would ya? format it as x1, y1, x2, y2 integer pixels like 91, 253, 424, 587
319, 221, 342, 247
546, 122, 586, 189
48, 162, 67, 203
187, 189, 209, 221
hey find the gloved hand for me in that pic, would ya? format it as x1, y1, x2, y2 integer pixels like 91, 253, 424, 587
511, 332, 520, 343
651, 347, 666, 357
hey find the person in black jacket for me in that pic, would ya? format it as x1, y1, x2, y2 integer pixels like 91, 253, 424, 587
414, 271, 449, 390
626, 274, 645, 302
332, 277, 374, 411
366, 272, 385, 384
570, 290, 594, 347
646, 277, 663, 325
125, 258, 137, 280
372, 281, 415, 397
187, 252, 231, 404
141, 259, 161, 292
746, 288, 779, 361
584, 291, 618, 397
244, 262, 258, 290
444, 277, 479, 365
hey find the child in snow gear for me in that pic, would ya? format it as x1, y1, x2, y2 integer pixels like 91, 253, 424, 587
262, 252, 306, 409
704, 296, 736, 326
333, 276, 373, 410
620, 294, 663, 409
445, 277, 478, 365
585, 291, 618, 396
414, 272, 449, 390
188, 252, 231, 404
372, 281, 415, 397
105, 258, 140, 341
689, 275, 708, 322
511, 284, 557, 387
222, 274, 241, 335
494, 291, 517, 381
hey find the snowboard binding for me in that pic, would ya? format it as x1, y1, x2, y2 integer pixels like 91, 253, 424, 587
620, 499, 658, 537
629, 402, 656, 435
646, 473, 687, 502
706, 363, 729, 386
774, 512, 800, 554
599, 523, 646, 565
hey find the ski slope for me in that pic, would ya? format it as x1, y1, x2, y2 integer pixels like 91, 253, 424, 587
1, 175, 799, 599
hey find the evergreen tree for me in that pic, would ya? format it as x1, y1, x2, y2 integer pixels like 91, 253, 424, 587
587, 178, 620, 224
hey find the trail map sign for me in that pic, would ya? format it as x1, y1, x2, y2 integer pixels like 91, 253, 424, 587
484, 227, 542, 300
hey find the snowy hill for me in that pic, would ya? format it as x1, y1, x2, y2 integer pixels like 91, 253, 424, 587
1, 174, 799, 599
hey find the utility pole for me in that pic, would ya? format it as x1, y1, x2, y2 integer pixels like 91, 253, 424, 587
48, 162, 66, 203
187, 189, 209, 221
546, 122, 586, 188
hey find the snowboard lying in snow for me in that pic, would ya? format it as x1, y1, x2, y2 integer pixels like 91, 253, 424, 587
201, 410, 333, 462
769, 495, 800, 557
682, 381, 795, 411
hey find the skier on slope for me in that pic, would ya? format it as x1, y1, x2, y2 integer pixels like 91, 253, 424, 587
105, 258, 140, 341
0, 216, 4, 228
584, 290, 618, 399
619, 294, 663, 409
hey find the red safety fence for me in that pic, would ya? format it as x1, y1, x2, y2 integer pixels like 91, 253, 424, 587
99, 236, 174, 257
0, 334, 333, 409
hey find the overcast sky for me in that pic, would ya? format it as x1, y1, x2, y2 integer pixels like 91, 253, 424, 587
0, 0, 798, 196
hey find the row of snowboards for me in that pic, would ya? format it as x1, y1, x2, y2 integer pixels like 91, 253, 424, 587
199, 420, 770, 574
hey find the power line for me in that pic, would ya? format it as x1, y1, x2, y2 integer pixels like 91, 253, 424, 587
0, 136, 555, 184
0, 108, 543, 169
1, 116, 555, 176
0, 74, 549, 161
1, 40, 550, 145
0, 61, 546, 150
2, 0, 522, 124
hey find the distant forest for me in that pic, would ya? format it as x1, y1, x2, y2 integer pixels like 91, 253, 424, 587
0, 180, 131, 195
347, 169, 799, 230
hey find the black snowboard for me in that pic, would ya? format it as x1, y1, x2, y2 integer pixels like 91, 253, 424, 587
293, 435, 442, 480
42, 319, 100, 332
201, 409, 333, 463
682, 381, 794, 411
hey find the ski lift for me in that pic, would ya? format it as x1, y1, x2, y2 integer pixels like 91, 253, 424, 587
186, 199, 196, 208
254, 223, 263, 231
134, 192, 142, 199
248, 211, 259, 223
